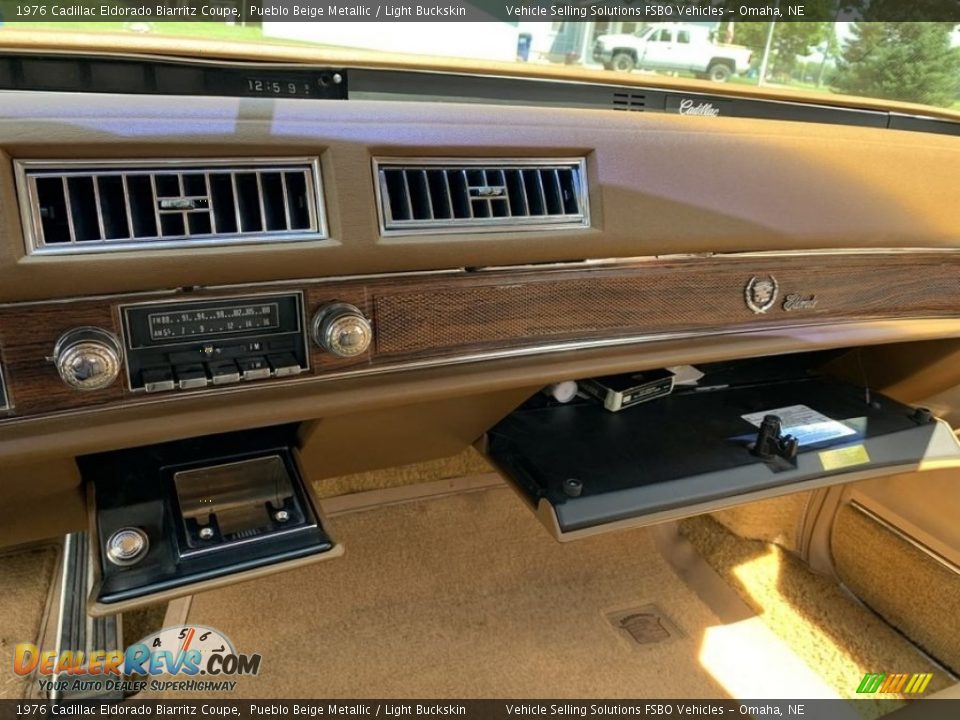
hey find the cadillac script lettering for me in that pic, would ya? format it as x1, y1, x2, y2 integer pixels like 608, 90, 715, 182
783, 294, 818, 311
678, 99, 721, 117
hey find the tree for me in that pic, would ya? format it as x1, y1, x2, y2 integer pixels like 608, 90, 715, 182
833, 23, 960, 107
734, 22, 831, 79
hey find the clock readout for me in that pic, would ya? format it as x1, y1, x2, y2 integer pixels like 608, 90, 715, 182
246, 77, 315, 96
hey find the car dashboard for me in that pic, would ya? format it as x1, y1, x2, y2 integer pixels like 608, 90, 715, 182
3, 42, 960, 611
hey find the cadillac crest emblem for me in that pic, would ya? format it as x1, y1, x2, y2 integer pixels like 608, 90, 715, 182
744, 275, 779, 314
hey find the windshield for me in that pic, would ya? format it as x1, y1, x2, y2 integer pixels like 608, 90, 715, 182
1, 8, 959, 113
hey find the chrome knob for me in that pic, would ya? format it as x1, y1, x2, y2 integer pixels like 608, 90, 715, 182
312, 303, 372, 358
53, 327, 123, 391
105, 527, 149, 566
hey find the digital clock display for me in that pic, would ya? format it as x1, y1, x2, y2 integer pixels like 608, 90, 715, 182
148, 303, 280, 341
246, 78, 315, 97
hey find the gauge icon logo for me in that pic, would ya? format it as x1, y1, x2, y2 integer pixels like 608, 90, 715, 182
127, 624, 261, 678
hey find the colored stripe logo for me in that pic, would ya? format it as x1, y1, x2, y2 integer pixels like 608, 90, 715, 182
857, 673, 933, 694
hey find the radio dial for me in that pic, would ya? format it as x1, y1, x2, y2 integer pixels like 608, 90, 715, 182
312, 303, 372, 358
53, 327, 123, 391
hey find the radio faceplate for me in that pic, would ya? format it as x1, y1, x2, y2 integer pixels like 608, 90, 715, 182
121, 292, 309, 393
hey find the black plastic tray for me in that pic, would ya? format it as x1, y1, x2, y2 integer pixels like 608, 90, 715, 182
487, 376, 959, 536
79, 424, 335, 608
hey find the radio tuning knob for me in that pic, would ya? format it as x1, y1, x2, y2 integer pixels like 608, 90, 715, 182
52, 327, 123, 391
312, 303, 373, 358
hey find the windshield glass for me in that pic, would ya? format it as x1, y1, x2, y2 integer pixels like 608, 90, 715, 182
1, 9, 959, 112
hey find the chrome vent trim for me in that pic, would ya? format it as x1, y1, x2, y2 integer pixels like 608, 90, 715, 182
374, 157, 589, 236
0, 360, 10, 412
15, 158, 327, 255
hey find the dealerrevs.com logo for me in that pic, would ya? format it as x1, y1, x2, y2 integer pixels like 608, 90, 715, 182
13, 625, 261, 695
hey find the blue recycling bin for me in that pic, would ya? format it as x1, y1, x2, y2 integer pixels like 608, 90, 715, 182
517, 33, 532, 62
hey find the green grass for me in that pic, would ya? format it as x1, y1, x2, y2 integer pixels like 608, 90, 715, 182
0, 21, 333, 48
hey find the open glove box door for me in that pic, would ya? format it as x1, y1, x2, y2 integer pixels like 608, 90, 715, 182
484, 369, 960, 542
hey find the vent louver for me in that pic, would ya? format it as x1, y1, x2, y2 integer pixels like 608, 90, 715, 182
612, 92, 646, 111
15, 158, 326, 254
374, 158, 589, 235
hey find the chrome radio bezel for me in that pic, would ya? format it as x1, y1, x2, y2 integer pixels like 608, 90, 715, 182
118, 290, 310, 394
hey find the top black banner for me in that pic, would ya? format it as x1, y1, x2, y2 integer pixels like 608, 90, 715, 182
2, 1, 960, 23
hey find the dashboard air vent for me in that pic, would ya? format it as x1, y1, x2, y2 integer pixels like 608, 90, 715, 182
612, 92, 646, 111
15, 158, 326, 254
374, 158, 589, 235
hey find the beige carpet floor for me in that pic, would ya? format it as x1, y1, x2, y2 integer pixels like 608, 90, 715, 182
680, 515, 951, 709
0, 544, 59, 699
4, 463, 944, 708
178, 486, 739, 699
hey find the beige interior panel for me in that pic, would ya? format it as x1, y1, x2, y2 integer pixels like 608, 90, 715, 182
709, 491, 812, 554
843, 469, 960, 569
3, 93, 960, 302
297, 387, 533, 481
826, 340, 960, 405
0, 459, 85, 547
831, 503, 960, 673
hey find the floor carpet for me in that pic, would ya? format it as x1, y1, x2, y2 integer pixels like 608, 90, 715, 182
680, 515, 951, 713
171, 485, 851, 703
179, 486, 744, 698
0, 544, 59, 699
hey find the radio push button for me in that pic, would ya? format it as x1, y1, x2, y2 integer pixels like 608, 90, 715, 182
208, 361, 241, 385
238, 357, 272, 381
142, 367, 175, 393
175, 364, 209, 390
268, 353, 303, 377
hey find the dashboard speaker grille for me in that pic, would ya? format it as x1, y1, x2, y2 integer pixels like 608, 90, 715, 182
374, 158, 589, 236
612, 92, 646, 111
15, 158, 326, 254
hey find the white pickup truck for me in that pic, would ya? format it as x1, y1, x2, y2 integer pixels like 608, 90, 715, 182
592, 23, 753, 81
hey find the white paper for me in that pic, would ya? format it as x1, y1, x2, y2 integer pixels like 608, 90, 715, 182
666, 364, 705, 386
741, 404, 856, 446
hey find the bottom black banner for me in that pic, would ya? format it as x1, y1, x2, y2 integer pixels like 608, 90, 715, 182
0, 700, 958, 720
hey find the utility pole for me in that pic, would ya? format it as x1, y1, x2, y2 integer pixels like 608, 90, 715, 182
757, 0, 781, 86
758, 19, 776, 86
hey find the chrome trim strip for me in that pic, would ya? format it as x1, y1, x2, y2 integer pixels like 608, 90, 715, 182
373, 156, 590, 237
4, 314, 960, 428
14, 157, 329, 255
255, 171, 268, 231
0, 360, 11, 413
149, 174, 163, 237
848, 500, 960, 576
50, 533, 76, 703
91, 176, 106, 241
121, 174, 135, 240
280, 172, 292, 231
